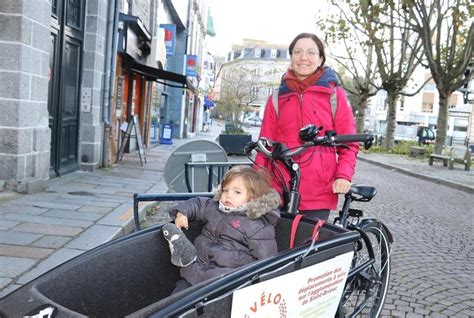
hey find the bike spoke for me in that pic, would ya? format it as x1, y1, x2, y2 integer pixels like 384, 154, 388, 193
339, 223, 391, 317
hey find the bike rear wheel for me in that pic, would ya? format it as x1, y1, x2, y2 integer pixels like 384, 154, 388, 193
337, 221, 391, 317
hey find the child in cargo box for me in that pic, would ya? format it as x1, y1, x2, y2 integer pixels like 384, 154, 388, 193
164, 165, 281, 292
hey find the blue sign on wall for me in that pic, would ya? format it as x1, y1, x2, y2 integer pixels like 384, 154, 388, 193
159, 24, 176, 57
185, 55, 198, 77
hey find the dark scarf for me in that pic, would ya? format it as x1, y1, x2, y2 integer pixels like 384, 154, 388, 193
285, 68, 324, 94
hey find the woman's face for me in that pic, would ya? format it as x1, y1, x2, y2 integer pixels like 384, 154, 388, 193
290, 38, 323, 80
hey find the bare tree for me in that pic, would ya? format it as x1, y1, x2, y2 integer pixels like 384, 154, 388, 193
321, 1, 427, 147
318, 3, 380, 133
360, 1, 428, 148
402, 0, 474, 152
217, 67, 264, 131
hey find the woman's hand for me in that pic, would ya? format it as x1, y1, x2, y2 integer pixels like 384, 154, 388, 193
174, 212, 189, 230
333, 178, 351, 194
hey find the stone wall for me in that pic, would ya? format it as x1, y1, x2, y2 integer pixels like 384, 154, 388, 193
0, 0, 52, 193
79, 0, 109, 172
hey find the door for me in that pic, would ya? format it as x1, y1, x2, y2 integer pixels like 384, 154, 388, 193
48, 0, 84, 176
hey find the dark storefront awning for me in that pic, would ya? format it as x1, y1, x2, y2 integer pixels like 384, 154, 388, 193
130, 60, 196, 92
131, 61, 186, 84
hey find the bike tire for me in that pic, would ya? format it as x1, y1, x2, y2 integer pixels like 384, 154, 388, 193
337, 221, 391, 317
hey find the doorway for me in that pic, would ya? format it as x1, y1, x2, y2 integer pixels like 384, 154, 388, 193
48, 0, 85, 176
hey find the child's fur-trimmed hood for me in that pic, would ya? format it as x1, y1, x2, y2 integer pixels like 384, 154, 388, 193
213, 186, 281, 220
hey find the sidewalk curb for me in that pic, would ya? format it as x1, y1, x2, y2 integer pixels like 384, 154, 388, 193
130, 200, 159, 233
358, 156, 474, 194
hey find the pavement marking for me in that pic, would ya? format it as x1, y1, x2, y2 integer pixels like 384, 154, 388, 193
12, 223, 84, 236
0, 244, 54, 259
119, 207, 133, 221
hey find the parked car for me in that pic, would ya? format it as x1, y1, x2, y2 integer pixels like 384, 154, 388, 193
417, 126, 436, 144
243, 117, 262, 127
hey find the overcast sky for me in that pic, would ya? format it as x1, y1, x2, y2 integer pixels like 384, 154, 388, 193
207, 0, 329, 56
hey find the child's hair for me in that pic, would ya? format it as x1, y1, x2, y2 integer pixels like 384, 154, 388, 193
220, 166, 271, 200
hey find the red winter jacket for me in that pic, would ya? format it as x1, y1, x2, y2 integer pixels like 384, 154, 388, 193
255, 68, 358, 211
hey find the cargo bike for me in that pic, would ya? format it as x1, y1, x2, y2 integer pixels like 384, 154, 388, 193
0, 125, 392, 317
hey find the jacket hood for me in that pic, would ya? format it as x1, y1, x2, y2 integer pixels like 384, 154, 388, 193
213, 186, 281, 221
279, 66, 340, 95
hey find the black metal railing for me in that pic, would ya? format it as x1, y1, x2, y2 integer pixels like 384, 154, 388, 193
133, 192, 214, 231
184, 161, 251, 192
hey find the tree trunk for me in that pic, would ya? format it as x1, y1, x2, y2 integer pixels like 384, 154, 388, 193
434, 95, 449, 154
356, 94, 368, 133
383, 94, 398, 149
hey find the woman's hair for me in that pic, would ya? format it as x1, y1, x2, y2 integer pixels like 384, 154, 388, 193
288, 32, 326, 66
221, 166, 271, 200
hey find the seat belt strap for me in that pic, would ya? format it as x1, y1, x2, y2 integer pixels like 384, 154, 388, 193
289, 214, 303, 249
290, 214, 326, 249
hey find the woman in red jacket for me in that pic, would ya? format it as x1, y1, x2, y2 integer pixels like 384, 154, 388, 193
255, 32, 359, 221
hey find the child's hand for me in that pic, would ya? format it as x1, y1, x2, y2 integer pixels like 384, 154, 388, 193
175, 212, 189, 230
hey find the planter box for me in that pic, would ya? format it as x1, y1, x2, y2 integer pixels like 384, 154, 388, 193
218, 134, 252, 155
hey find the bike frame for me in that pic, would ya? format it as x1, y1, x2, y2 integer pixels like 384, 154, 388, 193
247, 126, 393, 317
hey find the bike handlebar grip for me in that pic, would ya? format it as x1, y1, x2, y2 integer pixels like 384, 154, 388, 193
333, 134, 374, 143
248, 138, 275, 158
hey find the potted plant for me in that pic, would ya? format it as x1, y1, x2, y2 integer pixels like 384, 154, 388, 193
218, 123, 252, 155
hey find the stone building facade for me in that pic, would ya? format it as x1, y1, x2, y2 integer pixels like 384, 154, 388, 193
0, 0, 214, 193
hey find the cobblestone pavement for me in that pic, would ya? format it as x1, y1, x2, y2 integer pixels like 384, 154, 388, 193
358, 152, 474, 193
350, 160, 473, 317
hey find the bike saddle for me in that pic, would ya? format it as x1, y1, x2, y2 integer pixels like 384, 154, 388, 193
349, 184, 377, 201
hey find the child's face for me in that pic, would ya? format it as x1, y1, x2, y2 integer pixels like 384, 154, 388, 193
221, 177, 250, 208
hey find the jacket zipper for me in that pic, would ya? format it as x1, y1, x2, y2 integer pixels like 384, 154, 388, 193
214, 216, 226, 241
297, 93, 305, 162
299, 93, 304, 128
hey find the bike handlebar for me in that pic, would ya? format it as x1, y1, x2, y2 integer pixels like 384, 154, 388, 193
245, 133, 374, 160
331, 134, 374, 144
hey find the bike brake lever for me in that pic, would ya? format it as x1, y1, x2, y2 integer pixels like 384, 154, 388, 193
255, 138, 274, 158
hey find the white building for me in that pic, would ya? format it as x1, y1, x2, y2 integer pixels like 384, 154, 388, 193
215, 39, 290, 119
366, 71, 472, 144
